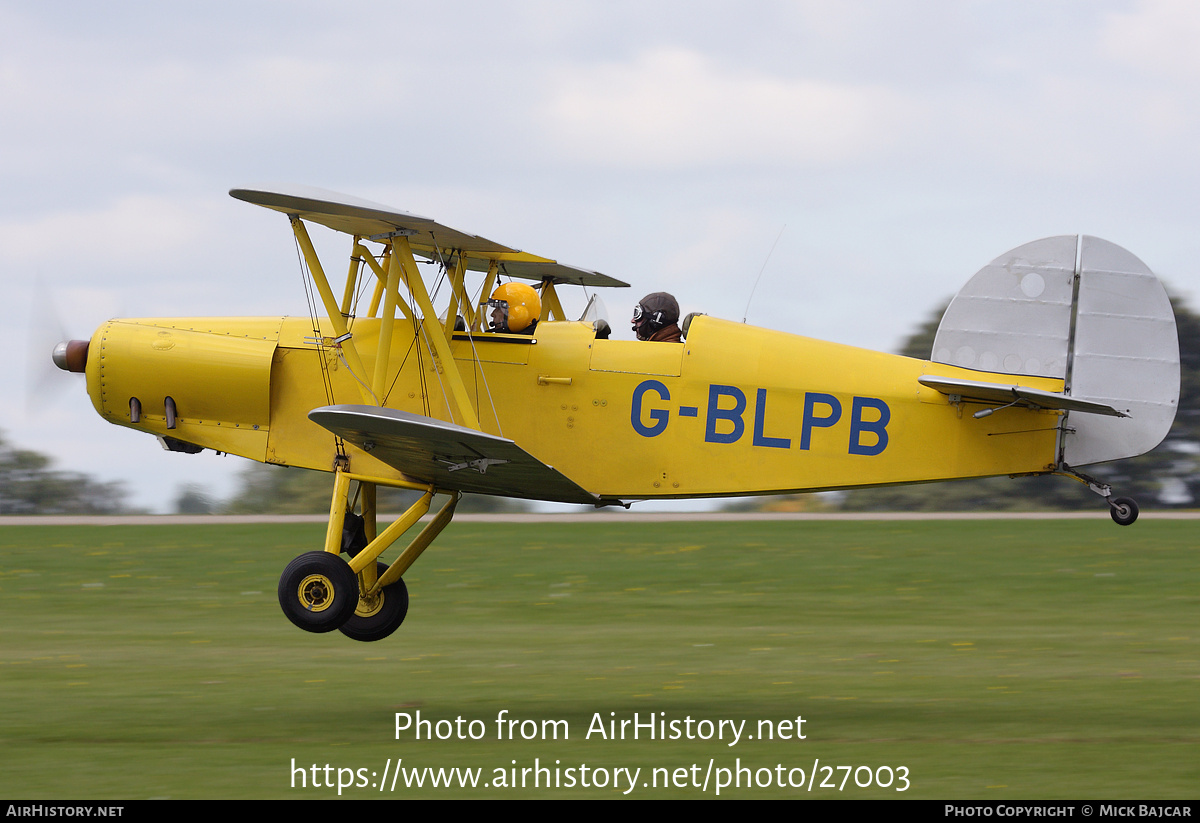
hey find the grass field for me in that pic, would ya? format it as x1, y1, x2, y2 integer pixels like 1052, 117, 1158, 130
0, 517, 1196, 798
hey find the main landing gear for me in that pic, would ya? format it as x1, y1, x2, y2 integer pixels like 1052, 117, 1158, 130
278, 551, 360, 633
276, 469, 458, 641
339, 562, 410, 643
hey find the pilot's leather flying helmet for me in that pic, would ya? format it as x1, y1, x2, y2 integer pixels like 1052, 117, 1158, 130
632, 292, 679, 340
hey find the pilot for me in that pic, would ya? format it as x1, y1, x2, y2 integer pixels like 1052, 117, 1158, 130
487, 282, 541, 335
632, 292, 682, 342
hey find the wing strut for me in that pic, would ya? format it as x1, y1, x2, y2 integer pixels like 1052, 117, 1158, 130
290, 216, 376, 405
393, 235, 480, 430
237, 185, 622, 639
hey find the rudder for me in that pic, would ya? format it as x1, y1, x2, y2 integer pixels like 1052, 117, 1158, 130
932, 235, 1178, 467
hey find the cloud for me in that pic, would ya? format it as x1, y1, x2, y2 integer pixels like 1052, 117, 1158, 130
0, 195, 210, 269
541, 48, 915, 168
1099, 0, 1200, 77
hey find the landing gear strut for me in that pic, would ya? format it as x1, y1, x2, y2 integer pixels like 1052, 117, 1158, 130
1057, 466, 1140, 527
276, 468, 459, 639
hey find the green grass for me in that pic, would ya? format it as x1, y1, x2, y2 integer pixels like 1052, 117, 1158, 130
0, 519, 1196, 798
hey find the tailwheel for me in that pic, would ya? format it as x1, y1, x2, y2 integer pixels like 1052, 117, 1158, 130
1109, 497, 1139, 527
1056, 468, 1140, 528
340, 562, 409, 642
278, 551, 359, 633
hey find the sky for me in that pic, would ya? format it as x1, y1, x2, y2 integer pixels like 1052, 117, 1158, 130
3, 0, 1200, 512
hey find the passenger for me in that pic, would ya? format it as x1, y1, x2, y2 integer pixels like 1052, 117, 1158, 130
486, 282, 540, 335
632, 292, 682, 342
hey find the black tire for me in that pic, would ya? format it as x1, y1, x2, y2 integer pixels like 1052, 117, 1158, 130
340, 562, 409, 642
1109, 497, 1139, 526
278, 551, 359, 633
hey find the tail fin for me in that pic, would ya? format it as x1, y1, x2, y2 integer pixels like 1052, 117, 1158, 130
932, 235, 1179, 467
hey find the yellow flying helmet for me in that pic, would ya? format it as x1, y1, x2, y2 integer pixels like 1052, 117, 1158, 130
487, 282, 541, 333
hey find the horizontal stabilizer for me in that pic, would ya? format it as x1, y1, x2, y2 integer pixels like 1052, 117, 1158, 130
231, 185, 627, 288
932, 235, 1177, 465
918, 376, 1128, 417
309, 405, 600, 505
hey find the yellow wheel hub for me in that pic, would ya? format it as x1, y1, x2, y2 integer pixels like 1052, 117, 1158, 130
297, 574, 336, 613
355, 590, 384, 618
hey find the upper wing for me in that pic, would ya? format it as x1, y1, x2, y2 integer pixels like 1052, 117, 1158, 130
917, 375, 1129, 417
230, 184, 628, 288
309, 405, 603, 505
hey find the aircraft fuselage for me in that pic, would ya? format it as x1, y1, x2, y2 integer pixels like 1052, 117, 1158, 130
85, 313, 1061, 502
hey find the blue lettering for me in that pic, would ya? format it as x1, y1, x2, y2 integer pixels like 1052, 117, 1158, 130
640, 383, 887, 455
800, 392, 842, 450
631, 380, 670, 437
849, 397, 890, 455
705, 385, 746, 444
753, 388, 791, 449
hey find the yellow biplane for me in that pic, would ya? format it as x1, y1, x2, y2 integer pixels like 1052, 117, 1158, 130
54, 186, 1180, 641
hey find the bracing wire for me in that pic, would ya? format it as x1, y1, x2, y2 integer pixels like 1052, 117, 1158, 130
293, 234, 334, 406
381, 333, 420, 407
336, 348, 380, 406
426, 238, 504, 437
398, 270, 450, 422
349, 248, 376, 319
292, 229, 345, 457
457, 287, 505, 438
337, 247, 382, 405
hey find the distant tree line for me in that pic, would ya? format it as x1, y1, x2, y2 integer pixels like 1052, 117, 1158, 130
0, 431, 523, 516
175, 462, 528, 515
0, 431, 132, 514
